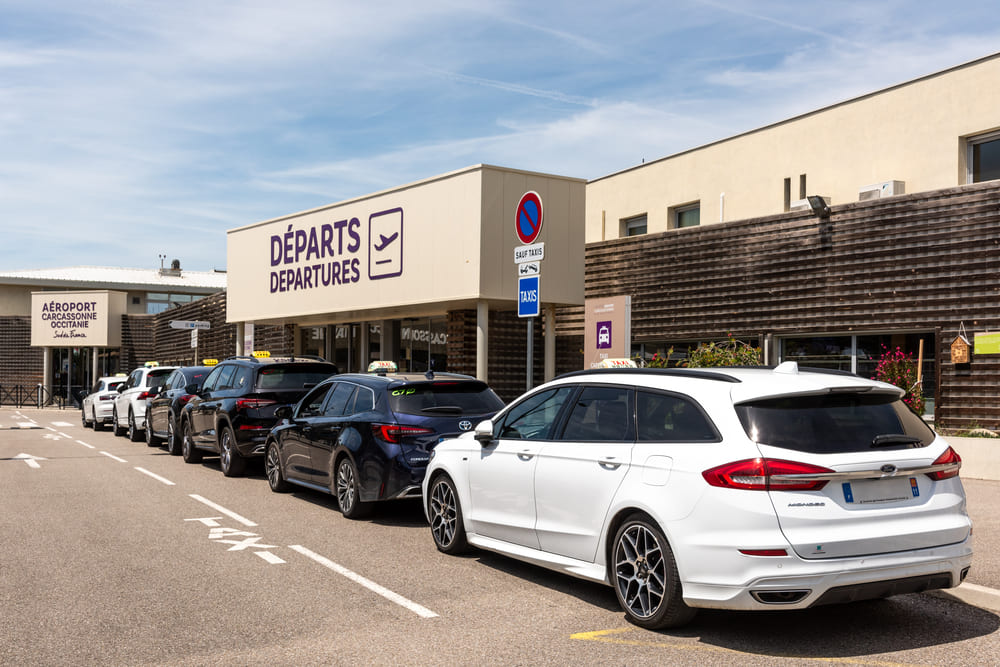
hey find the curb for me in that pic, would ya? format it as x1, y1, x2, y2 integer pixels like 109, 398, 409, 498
929, 582, 1000, 613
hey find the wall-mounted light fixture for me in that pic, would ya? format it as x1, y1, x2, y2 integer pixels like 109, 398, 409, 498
807, 195, 831, 217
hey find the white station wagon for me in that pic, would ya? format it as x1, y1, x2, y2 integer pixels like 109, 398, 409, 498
423, 362, 972, 629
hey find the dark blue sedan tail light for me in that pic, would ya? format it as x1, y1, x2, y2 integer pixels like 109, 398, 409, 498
372, 423, 434, 444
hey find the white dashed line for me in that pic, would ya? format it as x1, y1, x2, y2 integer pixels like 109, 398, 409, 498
135, 467, 175, 485
188, 494, 258, 527
256, 551, 286, 564
75, 440, 96, 449
289, 545, 438, 618
100, 451, 127, 463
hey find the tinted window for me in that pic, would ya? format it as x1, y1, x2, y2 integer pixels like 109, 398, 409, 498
496, 386, 574, 440
107, 381, 124, 392
389, 382, 504, 416
324, 382, 357, 416
255, 365, 336, 390
234, 367, 253, 391
353, 387, 375, 413
214, 365, 238, 390
298, 383, 333, 418
181, 368, 209, 386
735, 393, 936, 454
561, 386, 633, 442
201, 366, 224, 392
146, 368, 174, 389
636, 390, 719, 442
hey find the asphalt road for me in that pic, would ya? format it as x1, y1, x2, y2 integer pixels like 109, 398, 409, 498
2, 407, 998, 666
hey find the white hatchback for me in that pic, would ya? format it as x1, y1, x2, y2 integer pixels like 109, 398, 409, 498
112, 365, 178, 441
81, 375, 127, 430
423, 362, 972, 629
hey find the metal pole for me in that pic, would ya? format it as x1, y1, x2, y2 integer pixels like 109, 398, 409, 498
526, 317, 533, 391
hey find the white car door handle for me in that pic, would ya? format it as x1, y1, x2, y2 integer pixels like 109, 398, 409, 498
517, 451, 534, 461
599, 458, 622, 470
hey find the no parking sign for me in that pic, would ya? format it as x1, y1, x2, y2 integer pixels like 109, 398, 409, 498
515, 191, 543, 244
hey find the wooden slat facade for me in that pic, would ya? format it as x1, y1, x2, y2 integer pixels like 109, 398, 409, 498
555, 181, 1000, 430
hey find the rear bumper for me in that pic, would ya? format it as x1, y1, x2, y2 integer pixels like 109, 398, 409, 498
681, 540, 973, 611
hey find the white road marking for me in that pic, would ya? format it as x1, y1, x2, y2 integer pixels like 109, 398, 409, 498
135, 467, 175, 485
57, 432, 72, 439
289, 545, 438, 619
256, 551, 285, 564
188, 494, 257, 527
100, 451, 127, 463
52, 422, 73, 427
13, 453, 46, 469
75, 440, 95, 449
17, 422, 38, 429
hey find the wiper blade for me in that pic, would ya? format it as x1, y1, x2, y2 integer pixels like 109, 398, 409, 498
871, 434, 923, 448
421, 406, 463, 414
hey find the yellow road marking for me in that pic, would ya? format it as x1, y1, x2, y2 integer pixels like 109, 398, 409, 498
570, 628, 932, 666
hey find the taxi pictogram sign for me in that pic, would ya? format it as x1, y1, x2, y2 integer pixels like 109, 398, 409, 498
515, 191, 543, 245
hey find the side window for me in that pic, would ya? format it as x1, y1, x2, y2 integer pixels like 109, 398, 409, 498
324, 382, 357, 417
128, 370, 142, 388
234, 367, 253, 392
353, 387, 375, 413
214, 365, 238, 390
496, 386, 575, 440
636, 390, 719, 442
298, 383, 333, 418
200, 366, 225, 392
561, 385, 633, 442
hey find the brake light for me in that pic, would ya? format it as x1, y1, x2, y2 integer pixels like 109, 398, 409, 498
926, 446, 962, 481
235, 398, 277, 411
373, 424, 434, 444
702, 458, 833, 491
738, 548, 789, 557
137, 391, 150, 400
178, 394, 195, 405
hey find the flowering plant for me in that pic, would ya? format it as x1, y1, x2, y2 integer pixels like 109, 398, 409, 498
873, 346, 924, 415
685, 334, 762, 367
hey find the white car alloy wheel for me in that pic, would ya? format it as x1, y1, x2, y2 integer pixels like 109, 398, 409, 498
428, 475, 467, 554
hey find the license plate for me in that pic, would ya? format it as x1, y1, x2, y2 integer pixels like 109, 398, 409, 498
842, 477, 919, 504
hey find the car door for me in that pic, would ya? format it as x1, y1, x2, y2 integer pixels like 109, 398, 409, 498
466, 385, 575, 549
190, 364, 233, 445
308, 381, 362, 487
279, 382, 336, 483
534, 384, 635, 562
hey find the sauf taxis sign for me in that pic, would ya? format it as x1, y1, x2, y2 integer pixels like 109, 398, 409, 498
31, 291, 125, 347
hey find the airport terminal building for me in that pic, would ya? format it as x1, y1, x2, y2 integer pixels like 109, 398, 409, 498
2, 53, 999, 425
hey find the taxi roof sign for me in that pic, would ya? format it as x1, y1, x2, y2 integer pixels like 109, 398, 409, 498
252, 351, 271, 359
598, 358, 637, 368
144, 361, 160, 368
368, 360, 398, 373
202, 359, 219, 366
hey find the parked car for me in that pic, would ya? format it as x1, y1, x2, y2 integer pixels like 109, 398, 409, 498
145, 366, 214, 454
81, 375, 127, 430
265, 369, 504, 518
179, 355, 338, 476
112, 364, 178, 441
423, 362, 973, 630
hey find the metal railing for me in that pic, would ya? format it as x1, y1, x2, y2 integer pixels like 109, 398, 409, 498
0, 384, 67, 409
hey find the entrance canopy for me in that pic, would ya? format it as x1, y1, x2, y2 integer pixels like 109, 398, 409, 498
226, 165, 585, 326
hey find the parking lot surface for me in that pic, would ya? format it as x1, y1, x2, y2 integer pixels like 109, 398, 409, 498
2, 407, 998, 665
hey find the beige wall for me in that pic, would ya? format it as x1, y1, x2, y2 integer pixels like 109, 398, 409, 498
588, 53, 1000, 241
226, 165, 585, 325
0, 285, 33, 316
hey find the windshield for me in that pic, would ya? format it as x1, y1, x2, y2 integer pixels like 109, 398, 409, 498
735, 392, 935, 454
389, 381, 504, 416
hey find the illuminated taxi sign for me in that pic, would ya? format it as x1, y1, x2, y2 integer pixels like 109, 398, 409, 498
202, 359, 219, 366
368, 360, 398, 373
598, 358, 637, 368
144, 361, 160, 368
252, 351, 271, 359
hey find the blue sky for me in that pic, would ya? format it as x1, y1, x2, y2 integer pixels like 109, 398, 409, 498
3, 0, 999, 272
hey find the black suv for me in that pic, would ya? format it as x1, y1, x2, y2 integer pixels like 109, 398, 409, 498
179, 356, 338, 476
264, 370, 504, 518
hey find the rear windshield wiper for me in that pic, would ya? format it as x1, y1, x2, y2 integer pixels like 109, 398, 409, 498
421, 406, 464, 414
871, 434, 923, 448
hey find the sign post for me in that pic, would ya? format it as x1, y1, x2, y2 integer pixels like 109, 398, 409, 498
514, 191, 544, 391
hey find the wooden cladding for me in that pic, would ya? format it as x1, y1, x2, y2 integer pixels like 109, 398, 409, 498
563, 181, 1000, 430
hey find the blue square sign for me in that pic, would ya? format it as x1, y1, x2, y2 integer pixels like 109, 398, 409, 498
518, 275, 540, 318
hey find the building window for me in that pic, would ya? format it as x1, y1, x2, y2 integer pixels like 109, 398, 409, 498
969, 131, 1000, 183
145, 292, 204, 314
670, 203, 700, 229
621, 214, 647, 237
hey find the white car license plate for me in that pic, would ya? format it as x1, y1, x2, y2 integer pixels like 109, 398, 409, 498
842, 477, 919, 504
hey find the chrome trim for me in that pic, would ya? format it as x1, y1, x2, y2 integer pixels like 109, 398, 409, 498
771, 461, 961, 482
